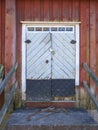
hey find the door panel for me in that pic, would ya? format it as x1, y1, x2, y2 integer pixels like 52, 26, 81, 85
51, 33, 76, 97
26, 33, 51, 79
26, 33, 52, 101
52, 33, 76, 79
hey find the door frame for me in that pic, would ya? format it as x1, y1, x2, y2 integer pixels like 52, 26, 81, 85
21, 21, 80, 100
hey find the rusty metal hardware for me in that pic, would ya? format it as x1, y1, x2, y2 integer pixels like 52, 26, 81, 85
70, 40, 76, 44
25, 39, 31, 44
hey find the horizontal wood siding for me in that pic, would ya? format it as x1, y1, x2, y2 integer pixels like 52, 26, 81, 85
15, 0, 98, 107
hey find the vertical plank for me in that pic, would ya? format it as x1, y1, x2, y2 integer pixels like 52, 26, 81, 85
62, 0, 69, 21
68, 0, 72, 21
95, 0, 98, 97
79, 0, 88, 107
86, 1, 90, 82
43, 0, 50, 21
16, 0, 24, 87
80, 0, 87, 87
0, 0, 5, 111
1, 0, 5, 65
89, 0, 96, 90
0, 2, 1, 63
49, 0, 53, 21
30, 0, 34, 21
24, 0, 31, 20
52, 0, 59, 21
5, 0, 16, 92
33, 0, 41, 21
96, 1, 98, 77
72, 0, 80, 21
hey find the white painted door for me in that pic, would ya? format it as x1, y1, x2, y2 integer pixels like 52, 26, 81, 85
25, 26, 77, 101
52, 33, 76, 79
26, 33, 51, 79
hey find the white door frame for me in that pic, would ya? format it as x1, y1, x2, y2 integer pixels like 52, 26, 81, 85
21, 22, 80, 100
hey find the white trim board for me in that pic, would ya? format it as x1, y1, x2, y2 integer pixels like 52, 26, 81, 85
21, 22, 80, 100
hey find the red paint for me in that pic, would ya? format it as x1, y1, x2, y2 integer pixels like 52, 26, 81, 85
0, 0, 98, 102
80, 0, 87, 87
90, 0, 96, 89
5, 0, 16, 92
0, 0, 5, 64
26, 101, 75, 108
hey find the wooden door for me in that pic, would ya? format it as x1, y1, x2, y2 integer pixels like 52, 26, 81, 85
26, 26, 76, 101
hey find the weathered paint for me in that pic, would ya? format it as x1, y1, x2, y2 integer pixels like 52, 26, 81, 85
0, 0, 5, 64
90, 0, 96, 91
15, 0, 98, 107
26, 30, 76, 80
0, 0, 5, 110
5, 0, 16, 92
0, 0, 98, 108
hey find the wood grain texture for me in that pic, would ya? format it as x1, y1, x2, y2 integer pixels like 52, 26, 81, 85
90, 0, 96, 89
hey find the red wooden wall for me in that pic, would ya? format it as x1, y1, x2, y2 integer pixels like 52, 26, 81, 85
16, 0, 98, 87
16, 0, 98, 107
0, 0, 98, 107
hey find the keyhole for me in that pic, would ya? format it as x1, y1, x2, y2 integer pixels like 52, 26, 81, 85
45, 60, 49, 64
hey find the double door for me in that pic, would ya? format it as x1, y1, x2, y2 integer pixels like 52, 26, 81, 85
26, 31, 76, 101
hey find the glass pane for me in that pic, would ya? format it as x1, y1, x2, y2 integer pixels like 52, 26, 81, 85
51, 27, 57, 31
43, 27, 50, 31
66, 27, 73, 31
28, 27, 34, 31
58, 27, 65, 31
36, 27, 42, 31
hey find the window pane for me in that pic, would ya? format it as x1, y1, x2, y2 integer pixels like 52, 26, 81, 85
43, 27, 50, 31
58, 27, 65, 31
51, 27, 57, 31
36, 27, 42, 31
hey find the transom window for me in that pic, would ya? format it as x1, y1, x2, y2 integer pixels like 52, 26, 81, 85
26, 26, 74, 33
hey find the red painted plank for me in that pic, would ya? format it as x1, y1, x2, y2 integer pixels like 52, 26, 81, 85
1, 0, 5, 65
24, 0, 31, 20
68, 0, 72, 21
95, 0, 98, 96
33, 0, 41, 21
52, 0, 60, 21
80, 0, 87, 87
96, 0, 98, 76
16, 0, 24, 88
62, 0, 69, 21
89, 0, 96, 89
72, 0, 80, 21
49, 0, 53, 21
26, 101, 75, 108
43, 0, 50, 21
0, 2, 1, 63
5, 0, 16, 91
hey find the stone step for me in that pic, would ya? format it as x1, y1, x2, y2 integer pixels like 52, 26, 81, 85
6, 108, 98, 130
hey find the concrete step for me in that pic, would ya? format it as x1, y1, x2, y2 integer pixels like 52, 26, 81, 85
6, 108, 98, 130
